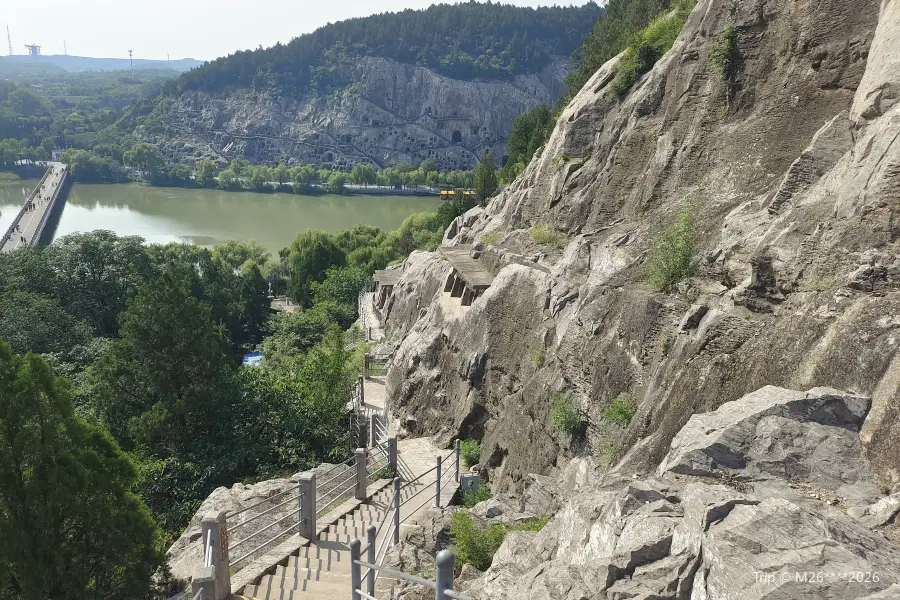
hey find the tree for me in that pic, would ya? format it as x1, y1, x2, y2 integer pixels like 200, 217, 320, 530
89, 270, 239, 456
310, 265, 371, 327
474, 152, 499, 205
196, 159, 218, 187
350, 163, 376, 187
0, 291, 94, 357
287, 231, 346, 307
123, 143, 166, 179
325, 172, 347, 194
273, 163, 290, 186
0, 343, 163, 600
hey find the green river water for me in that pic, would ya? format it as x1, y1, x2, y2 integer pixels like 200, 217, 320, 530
0, 180, 441, 255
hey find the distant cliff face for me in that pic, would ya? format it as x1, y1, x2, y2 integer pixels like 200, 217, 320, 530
381, 0, 900, 494
142, 56, 567, 170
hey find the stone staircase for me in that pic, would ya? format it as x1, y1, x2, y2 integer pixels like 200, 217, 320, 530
241, 442, 458, 600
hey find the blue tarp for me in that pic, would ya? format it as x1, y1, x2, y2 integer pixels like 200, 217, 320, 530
242, 352, 263, 367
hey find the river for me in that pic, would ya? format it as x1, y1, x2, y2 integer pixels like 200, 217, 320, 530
0, 180, 442, 255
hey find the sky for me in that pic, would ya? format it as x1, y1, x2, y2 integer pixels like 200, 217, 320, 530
5, 0, 595, 62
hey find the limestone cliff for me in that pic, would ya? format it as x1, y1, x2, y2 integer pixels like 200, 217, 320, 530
142, 56, 566, 170
381, 0, 900, 498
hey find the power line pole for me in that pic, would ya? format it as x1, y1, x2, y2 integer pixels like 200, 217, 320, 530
128, 49, 134, 84
7, 26, 13, 56
63, 40, 67, 55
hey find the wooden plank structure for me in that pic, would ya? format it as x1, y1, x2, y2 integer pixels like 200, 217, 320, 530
373, 269, 402, 310
439, 245, 495, 306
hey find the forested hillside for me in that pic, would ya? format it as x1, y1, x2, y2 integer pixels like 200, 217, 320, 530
170, 2, 602, 96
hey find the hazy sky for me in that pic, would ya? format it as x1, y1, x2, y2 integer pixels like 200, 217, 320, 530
6, 0, 594, 62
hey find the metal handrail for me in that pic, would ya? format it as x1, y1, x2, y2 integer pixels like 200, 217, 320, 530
229, 489, 299, 530
317, 474, 357, 514
203, 530, 213, 568
227, 483, 300, 519
356, 559, 436, 588
0, 166, 52, 248
317, 462, 354, 491
230, 507, 301, 551
400, 463, 439, 490
229, 515, 303, 568
192, 589, 205, 600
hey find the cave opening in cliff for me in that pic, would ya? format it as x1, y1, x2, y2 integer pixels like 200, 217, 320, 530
452, 130, 462, 144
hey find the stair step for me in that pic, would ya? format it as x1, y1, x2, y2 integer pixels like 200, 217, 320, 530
246, 576, 353, 599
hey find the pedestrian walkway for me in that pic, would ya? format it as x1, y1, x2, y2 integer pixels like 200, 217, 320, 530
0, 162, 67, 253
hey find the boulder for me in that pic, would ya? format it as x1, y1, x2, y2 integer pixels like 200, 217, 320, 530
657, 386, 881, 505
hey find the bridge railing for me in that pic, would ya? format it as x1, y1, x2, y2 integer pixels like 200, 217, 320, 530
32, 166, 68, 246
0, 166, 53, 249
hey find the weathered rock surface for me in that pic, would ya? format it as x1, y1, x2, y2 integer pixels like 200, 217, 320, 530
143, 56, 566, 170
382, 0, 900, 496
460, 386, 900, 599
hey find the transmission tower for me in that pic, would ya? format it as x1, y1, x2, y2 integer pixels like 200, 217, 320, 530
6, 26, 12, 56
63, 40, 68, 55
128, 49, 134, 83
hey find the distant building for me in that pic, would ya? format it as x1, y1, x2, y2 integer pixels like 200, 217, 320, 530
51, 150, 65, 161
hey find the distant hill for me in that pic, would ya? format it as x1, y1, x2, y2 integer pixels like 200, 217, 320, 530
1, 55, 202, 74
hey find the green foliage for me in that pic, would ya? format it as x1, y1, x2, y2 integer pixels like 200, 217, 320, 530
311, 266, 371, 326
450, 512, 549, 571
459, 438, 481, 467
196, 159, 219, 187
174, 4, 602, 97
566, 0, 680, 100
474, 152, 499, 204
646, 208, 697, 292
371, 465, 397, 480
550, 393, 584, 440
531, 347, 546, 367
0, 343, 164, 600
710, 25, 739, 109
287, 230, 347, 308
481, 232, 500, 246
500, 104, 553, 183
602, 393, 637, 425
463, 483, 492, 508
61, 149, 129, 183
450, 512, 507, 571
528, 225, 566, 250
609, 1, 695, 99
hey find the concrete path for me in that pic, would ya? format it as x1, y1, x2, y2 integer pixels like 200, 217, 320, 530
1, 162, 66, 253
360, 292, 385, 341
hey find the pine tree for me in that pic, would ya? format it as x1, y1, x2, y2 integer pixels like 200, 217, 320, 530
474, 152, 499, 205
0, 342, 163, 600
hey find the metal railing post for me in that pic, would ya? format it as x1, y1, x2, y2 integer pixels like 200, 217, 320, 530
435, 456, 442, 508
393, 477, 401, 545
454, 439, 461, 482
359, 376, 365, 405
369, 413, 377, 447
435, 550, 454, 600
299, 473, 316, 540
350, 539, 362, 600
388, 437, 398, 472
200, 511, 231, 599
364, 355, 370, 378
355, 448, 367, 500
366, 525, 377, 597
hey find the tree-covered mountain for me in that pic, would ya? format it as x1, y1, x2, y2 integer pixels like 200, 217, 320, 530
169, 2, 603, 96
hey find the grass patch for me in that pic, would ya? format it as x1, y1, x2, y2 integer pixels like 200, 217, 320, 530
598, 435, 623, 469
529, 225, 566, 250
602, 393, 637, 426
610, 0, 695, 99
646, 207, 698, 292
450, 512, 550, 571
371, 464, 396, 480
463, 482, 492, 508
531, 348, 545, 367
710, 25, 739, 110
460, 438, 481, 467
481, 231, 500, 245
550, 393, 584, 441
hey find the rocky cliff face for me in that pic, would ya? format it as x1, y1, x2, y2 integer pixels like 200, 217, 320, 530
381, 0, 900, 497
143, 56, 566, 170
